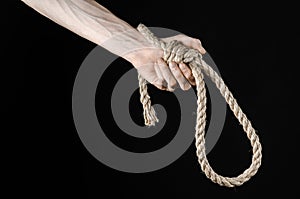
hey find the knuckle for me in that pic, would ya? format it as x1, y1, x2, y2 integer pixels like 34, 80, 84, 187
170, 65, 178, 72
170, 63, 178, 70
157, 59, 167, 67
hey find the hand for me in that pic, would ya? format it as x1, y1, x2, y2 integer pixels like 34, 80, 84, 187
21, 0, 205, 91
124, 34, 206, 91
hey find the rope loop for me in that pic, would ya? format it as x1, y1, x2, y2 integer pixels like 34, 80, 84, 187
136, 24, 262, 187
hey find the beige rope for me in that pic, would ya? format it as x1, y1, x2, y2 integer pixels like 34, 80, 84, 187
137, 24, 262, 187
138, 72, 159, 126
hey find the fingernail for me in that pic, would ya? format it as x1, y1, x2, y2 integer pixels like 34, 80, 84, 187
184, 84, 191, 91
200, 47, 206, 54
173, 84, 179, 89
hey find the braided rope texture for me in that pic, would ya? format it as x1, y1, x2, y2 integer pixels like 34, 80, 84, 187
136, 24, 262, 187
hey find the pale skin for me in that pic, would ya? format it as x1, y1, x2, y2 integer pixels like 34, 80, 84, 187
21, 0, 206, 91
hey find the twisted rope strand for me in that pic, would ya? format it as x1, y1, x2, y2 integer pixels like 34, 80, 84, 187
138, 73, 159, 126
137, 24, 262, 187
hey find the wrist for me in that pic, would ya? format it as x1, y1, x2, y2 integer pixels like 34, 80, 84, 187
123, 47, 163, 68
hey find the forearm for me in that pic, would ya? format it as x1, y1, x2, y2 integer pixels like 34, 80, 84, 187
21, 0, 154, 62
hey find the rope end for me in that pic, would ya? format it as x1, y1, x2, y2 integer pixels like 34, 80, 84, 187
144, 106, 159, 127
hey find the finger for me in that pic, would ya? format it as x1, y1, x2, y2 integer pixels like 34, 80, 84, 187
192, 38, 206, 54
137, 63, 167, 91
167, 35, 206, 54
153, 62, 167, 90
152, 78, 168, 90
169, 62, 191, 90
157, 58, 177, 91
154, 62, 166, 86
178, 62, 196, 86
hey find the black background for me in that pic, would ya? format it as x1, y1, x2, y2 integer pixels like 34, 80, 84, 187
3, 1, 299, 198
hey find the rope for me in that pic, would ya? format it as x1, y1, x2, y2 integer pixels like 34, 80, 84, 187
136, 24, 262, 187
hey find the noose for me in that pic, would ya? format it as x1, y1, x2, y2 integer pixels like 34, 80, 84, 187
137, 24, 262, 187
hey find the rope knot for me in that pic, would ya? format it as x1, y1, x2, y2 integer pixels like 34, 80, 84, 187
163, 40, 202, 64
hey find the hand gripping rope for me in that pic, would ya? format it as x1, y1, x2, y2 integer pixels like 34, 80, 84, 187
137, 24, 262, 187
